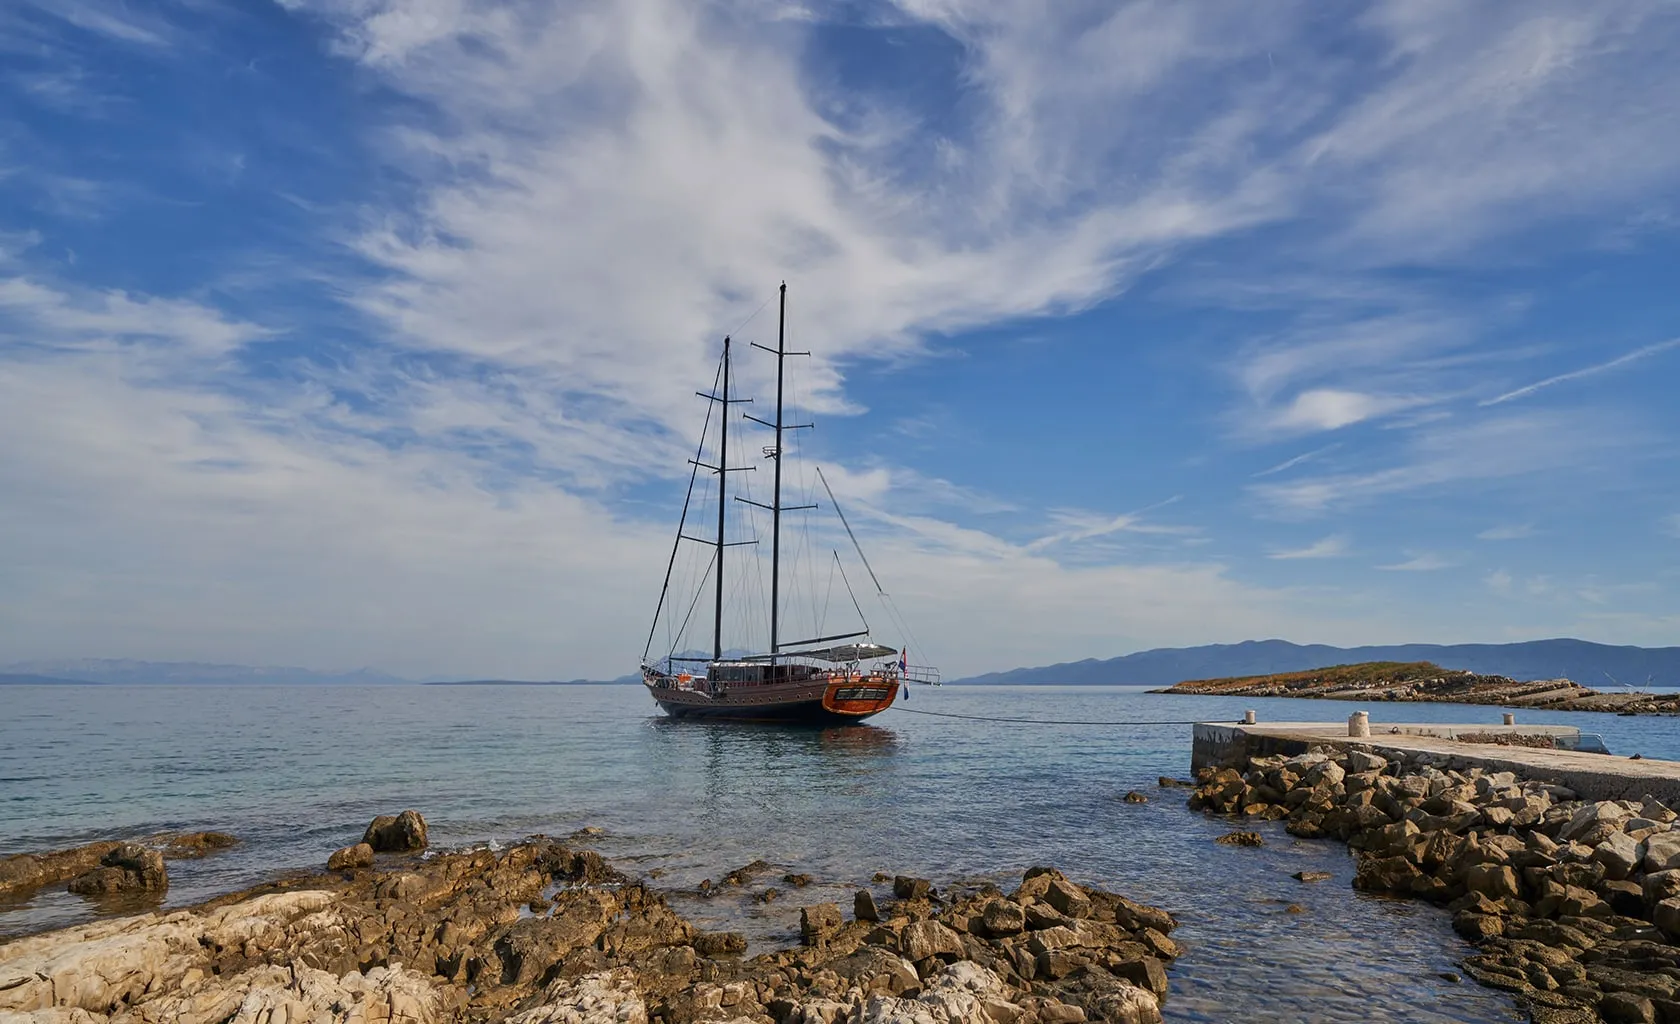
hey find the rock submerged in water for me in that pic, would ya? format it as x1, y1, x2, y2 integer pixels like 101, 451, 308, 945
327, 842, 376, 871
0, 841, 122, 899
65, 842, 168, 896
1214, 831, 1264, 847
362, 809, 428, 852
160, 831, 239, 860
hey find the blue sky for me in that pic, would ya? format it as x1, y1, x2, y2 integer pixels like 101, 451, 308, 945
2, 0, 1678, 679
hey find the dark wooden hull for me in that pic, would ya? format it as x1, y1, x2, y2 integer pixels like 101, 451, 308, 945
643, 675, 898, 724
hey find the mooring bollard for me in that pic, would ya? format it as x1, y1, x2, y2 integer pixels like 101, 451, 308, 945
1503, 712, 1515, 726
1348, 710, 1370, 738
1243, 710, 1257, 725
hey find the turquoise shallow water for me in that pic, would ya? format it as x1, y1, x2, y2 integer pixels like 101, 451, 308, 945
4, 683, 1679, 1022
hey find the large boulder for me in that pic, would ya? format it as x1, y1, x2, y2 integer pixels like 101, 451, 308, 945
1560, 801, 1629, 843
363, 810, 428, 853
1593, 831, 1642, 881
1644, 831, 1680, 874
1656, 898, 1680, 941
900, 920, 964, 962
66, 843, 167, 896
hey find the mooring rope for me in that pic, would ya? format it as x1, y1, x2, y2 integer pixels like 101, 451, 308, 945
885, 706, 1209, 727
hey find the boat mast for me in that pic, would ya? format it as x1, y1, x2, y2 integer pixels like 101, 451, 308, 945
770, 285, 785, 664
746, 283, 814, 665
714, 336, 731, 662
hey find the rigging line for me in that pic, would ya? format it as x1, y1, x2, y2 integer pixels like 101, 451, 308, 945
818, 550, 838, 638
884, 706, 1208, 727
729, 293, 775, 340
644, 351, 725, 661
663, 549, 718, 665
881, 591, 931, 669
834, 551, 869, 633
815, 466, 884, 594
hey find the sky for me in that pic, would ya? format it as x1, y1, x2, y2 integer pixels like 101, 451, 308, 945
2, 0, 1679, 680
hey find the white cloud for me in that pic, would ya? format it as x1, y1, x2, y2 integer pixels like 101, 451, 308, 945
1482, 337, 1680, 406
1251, 410, 1637, 514
1486, 569, 1514, 595
1376, 552, 1456, 572
1267, 534, 1350, 560
1271, 389, 1422, 432
1478, 524, 1537, 541
1253, 443, 1339, 478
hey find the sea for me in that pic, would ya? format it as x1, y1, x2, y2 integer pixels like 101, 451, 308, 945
4, 683, 1679, 1023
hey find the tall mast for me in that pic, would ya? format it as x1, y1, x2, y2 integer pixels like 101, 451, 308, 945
745, 285, 811, 659
714, 336, 731, 661
770, 284, 786, 664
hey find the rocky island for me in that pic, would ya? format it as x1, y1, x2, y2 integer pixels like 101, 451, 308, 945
0, 813, 1179, 1024
1157, 661, 1680, 715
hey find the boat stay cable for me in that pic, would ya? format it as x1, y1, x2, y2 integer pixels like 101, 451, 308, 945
644, 353, 725, 663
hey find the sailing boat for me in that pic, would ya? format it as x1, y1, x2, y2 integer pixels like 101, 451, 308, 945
640, 283, 934, 723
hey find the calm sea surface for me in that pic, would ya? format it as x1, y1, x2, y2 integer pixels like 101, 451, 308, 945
4, 683, 1679, 1022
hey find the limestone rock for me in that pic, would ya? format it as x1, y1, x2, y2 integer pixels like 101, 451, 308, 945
801, 903, 844, 946
900, 920, 964, 962
1044, 879, 1092, 919
363, 809, 428, 852
1346, 750, 1387, 773
1559, 801, 1628, 843
159, 832, 238, 860
327, 842, 375, 871
507, 969, 648, 1024
1656, 898, 1680, 940
855, 889, 881, 922
1593, 831, 1641, 881
1644, 830, 1680, 874
65, 843, 167, 896
1213, 831, 1263, 847
980, 900, 1026, 936
893, 875, 932, 900
0, 842, 122, 899
1463, 864, 1522, 901
693, 931, 747, 957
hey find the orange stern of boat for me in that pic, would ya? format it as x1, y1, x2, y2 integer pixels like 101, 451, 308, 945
821, 676, 900, 717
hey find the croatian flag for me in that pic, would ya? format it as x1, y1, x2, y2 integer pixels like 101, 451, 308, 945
899, 648, 908, 674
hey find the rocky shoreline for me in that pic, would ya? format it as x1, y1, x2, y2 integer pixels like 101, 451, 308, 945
1158, 661, 1680, 715
1189, 743, 1680, 1023
1, 816, 1180, 1024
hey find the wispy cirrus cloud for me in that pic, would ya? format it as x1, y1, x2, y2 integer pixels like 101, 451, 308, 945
1267, 534, 1350, 560
1250, 410, 1639, 514
1481, 337, 1680, 406
1478, 524, 1537, 541
1377, 552, 1456, 572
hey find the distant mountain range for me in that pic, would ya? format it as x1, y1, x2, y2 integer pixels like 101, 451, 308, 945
951, 639, 1680, 687
9, 639, 1679, 687
0, 658, 413, 686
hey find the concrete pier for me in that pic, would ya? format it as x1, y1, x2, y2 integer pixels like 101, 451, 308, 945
1192, 719, 1680, 806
